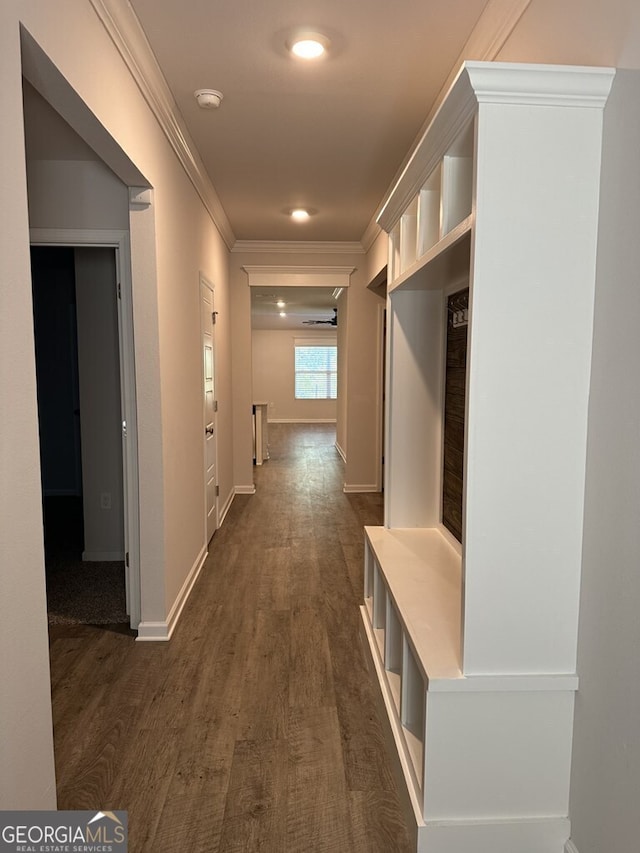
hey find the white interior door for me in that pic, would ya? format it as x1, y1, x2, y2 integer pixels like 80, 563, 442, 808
201, 275, 218, 542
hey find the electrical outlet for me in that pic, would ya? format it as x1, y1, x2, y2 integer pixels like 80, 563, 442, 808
100, 492, 112, 510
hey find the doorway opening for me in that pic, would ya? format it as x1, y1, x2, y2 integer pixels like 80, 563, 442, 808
30, 239, 139, 630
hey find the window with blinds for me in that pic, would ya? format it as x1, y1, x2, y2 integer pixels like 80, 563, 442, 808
294, 343, 337, 399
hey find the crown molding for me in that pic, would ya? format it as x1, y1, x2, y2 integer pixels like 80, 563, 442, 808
377, 59, 614, 232
88, 0, 235, 249
466, 61, 615, 107
367, 0, 532, 239
360, 219, 384, 253
232, 240, 365, 255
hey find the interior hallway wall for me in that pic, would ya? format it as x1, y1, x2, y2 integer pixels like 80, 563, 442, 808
251, 329, 337, 423
230, 247, 382, 493
2, 0, 233, 805
566, 69, 640, 853
335, 287, 348, 460
495, 7, 640, 851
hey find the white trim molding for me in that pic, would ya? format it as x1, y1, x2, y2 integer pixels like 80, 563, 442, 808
343, 484, 380, 494
217, 486, 235, 528
243, 265, 355, 288
377, 61, 615, 232
136, 545, 207, 642
565, 841, 580, 853
362, 0, 533, 244
232, 240, 365, 255
335, 442, 346, 463
88, 0, 235, 248
235, 485, 257, 495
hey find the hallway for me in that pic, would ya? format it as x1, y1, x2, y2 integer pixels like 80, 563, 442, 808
49, 424, 412, 852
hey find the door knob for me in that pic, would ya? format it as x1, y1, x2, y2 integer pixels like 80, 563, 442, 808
206, 425, 214, 435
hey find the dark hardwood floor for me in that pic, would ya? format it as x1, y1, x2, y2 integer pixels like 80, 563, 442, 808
49, 423, 412, 852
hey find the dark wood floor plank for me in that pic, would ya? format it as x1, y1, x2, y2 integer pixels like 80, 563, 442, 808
237, 609, 290, 742
349, 790, 413, 853
256, 546, 291, 612
289, 604, 336, 709
218, 739, 288, 853
48, 424, 409, 853
287, 706, 355, 853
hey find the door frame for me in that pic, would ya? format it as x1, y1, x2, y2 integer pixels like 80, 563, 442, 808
30, 228, 141, 629
200, 272, 219, 541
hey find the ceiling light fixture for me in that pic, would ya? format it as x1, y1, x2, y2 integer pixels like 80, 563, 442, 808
291, 208, 310, 222
288, 32, 330, 60
194, 89, 223, 109
277, 300, 286, 308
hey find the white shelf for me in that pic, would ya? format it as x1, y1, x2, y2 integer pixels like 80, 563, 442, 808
364, 526, 462, 684
366, 61, 615, 851
388, 216, 472, 294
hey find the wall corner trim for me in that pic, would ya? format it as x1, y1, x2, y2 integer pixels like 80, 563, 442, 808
565, 841, 580, 853
136, 545, 207, 642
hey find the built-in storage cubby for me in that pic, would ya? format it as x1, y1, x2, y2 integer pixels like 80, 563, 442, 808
361, 61, 615, 853
389, 120, 474, 283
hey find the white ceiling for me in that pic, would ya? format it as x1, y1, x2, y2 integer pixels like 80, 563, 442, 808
251, 286, 338, 330
128, 0, 490, 243
22, 0, 496, 327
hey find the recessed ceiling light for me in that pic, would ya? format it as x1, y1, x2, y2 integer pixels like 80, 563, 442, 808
288, 32, 330, 60
291, 208, 310, 222
277, 300, 286, 308
279, 311, 287, 317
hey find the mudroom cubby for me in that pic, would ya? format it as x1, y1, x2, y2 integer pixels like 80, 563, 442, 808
360, 61, 615, 853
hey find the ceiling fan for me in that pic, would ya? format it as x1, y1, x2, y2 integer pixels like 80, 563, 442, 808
303, 307, 337, 326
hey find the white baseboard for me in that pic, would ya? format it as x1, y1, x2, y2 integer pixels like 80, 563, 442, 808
235, 484, 256, 495
136, 544, 207, 642
565, 841, 580, 853
82, 550, 125, 562
217, 487, 235, 527
268, 418, 337, 423
343, 483, 380, 493
335, 441, 346, 463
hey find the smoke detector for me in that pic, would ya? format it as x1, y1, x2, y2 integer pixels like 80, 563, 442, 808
194, 89, 223, 109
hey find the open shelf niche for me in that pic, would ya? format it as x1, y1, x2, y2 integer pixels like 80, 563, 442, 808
360, 61, 615, 853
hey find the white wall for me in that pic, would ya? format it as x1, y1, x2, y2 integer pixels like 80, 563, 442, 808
75, 247, 125, 560
495, 6, 640, 851
344, 257, 386, 492
27, 160, 130, 230
230, 247, 382, 492
565, 69, 640, 853
335, 288, 348, 459
252, 329, 337, 422
1, 0, 233, 805
0, 0, 56, 806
